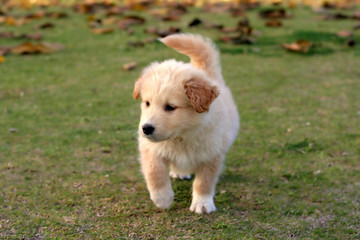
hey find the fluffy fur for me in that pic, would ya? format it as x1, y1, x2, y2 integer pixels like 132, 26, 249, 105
133, 34, 240, 214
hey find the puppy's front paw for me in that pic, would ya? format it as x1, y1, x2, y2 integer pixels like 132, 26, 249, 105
190, 195, 216, 214
150, 187, 174, 209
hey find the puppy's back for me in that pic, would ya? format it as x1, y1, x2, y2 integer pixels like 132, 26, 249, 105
160, 34, 223, 83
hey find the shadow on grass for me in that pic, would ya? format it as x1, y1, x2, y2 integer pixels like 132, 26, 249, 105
269, 138, 324, 155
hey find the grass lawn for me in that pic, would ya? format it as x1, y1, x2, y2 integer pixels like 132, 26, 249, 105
1, 3, 360, 239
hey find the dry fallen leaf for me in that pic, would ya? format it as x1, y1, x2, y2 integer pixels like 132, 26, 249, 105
220, 34, 255, 45
11, 42, 53, 54
5, 16, 29, 26
266, 19, 283, 27
123, 62, 138, 71
10, 42, 64, 55
46, 12, 68, 19
41, 42, 64, 52
282, 40, 313, 53
105, 6, 127, 16
5, 16, 17, 26
118, 15, 145, 30
37, 22, 55, 29
127, 41, 144, 47
0, 32, 14, 39
0, 55, 5, 63
0, 46, 12, 56
16, 33, 43, 41
259, 8, 287, 19
91, 28, 114, 35
25, 11, 45, 20
336, 30, 352, 38
188, 18, 202, 27
102, 17, 118, 26
347, 39, 356, 47
156, 27, 181, 38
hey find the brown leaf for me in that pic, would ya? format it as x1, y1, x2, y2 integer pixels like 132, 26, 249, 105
158, 15, 179, 22
46, 12, 68, 19
266, 19, 283, 27
127, 41, 145, 47
5, 16, 17, 26
41, 42, 64, 52
17, 33, 43, 41
0, 46, 12, 56
126, 28, 134, 35
325, 12, 350, 20
118, 15, 145, 30
347, 39, 356, 47
353, 11, 360, 20
11, 42, 38, 54
102, 17, 118, 26
4, 16, 29, 26
91, 28, 114, 35
0, 32, 14, 39
220, 34, 255, 45
282, 40, 313, 53
123, 62, 138, 71
145, 38, 157, 44
37, 22, 55, 29
25, 11, 45, 20
188, 18, 202, 27
259, 8, 287, 19
155, 27, 181, 38
336, 30, 352, 38
230, 6, 246, 17
204, 2, 232, 13
105, 6, 127, 16
221, 27, 238, 33
145, 26, 158, 34
86, 15, 97, 22
10, 42, 63, 55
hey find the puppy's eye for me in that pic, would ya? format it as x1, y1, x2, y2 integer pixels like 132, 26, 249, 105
165, 104, 176, 112
145, 101, 150, 107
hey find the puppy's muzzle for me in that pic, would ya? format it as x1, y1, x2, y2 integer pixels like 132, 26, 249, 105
142, 124, 155, 136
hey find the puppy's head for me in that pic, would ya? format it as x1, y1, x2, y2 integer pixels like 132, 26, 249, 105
133, 60, 219, 142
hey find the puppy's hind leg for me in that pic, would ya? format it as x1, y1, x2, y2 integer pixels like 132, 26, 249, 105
190, 156, 223, 214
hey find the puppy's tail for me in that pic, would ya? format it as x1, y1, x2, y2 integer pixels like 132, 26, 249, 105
160, 34, 223, 83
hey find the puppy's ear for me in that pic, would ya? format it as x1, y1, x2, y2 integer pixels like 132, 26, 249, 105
133, 76, 143, 100
184, 78, 219, 113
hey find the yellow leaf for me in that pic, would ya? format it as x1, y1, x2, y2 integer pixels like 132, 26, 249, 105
0, 55, 5, 63
123, 62, 138, 71
91, 28, 114, 35
283, 40, 313, 53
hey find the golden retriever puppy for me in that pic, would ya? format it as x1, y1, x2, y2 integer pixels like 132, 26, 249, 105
133, 33, 239, 214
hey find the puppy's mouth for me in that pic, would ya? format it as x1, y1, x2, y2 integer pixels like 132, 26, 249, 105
141, 124, 172, 142
143, 133, 171, 142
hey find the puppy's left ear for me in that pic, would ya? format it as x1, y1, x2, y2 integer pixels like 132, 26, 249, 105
133, 76, 143, 100
184, 78, 219, 113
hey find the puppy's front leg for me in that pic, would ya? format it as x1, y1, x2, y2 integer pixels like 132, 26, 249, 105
190, 157, 223, 214
141, 149, 174, 209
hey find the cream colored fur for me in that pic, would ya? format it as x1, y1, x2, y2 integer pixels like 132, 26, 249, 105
133, 34, 240, 214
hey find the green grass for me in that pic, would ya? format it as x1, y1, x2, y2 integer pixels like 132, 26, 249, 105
1, 4, 360, 239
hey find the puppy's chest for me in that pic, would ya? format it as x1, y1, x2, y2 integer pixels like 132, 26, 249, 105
156, 138, 218, 171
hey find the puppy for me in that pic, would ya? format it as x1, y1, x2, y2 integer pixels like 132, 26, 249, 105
133, 34, 239, 214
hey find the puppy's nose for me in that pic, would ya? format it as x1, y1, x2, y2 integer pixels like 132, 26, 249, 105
142, 124, 155, 135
